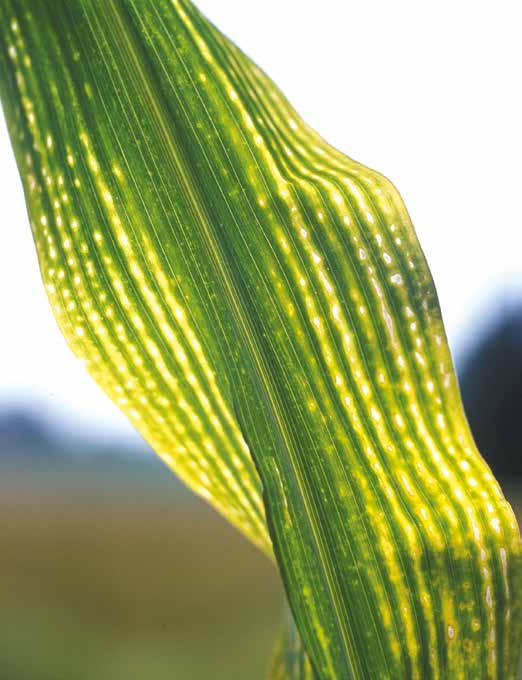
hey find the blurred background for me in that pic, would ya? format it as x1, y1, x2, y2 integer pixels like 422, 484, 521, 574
1, 1, 520, 678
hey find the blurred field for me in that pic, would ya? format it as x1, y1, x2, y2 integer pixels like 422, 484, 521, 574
1, 455, 520, 680
0, 465, 285, 680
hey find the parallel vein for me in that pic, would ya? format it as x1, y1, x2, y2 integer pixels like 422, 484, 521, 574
0, 1, 520, 678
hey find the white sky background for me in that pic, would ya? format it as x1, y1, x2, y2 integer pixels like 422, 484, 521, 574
0, 0, 520, 438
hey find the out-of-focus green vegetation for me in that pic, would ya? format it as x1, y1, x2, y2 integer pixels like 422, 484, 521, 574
0, 457, 284, 680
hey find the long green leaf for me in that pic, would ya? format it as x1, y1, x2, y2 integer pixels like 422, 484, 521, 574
1, 1, 520, 678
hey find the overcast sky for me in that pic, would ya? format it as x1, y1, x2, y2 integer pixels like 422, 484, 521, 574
1, 0, 520, 438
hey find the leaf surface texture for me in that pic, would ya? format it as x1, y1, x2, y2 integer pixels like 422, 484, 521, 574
1, 1, 520, 677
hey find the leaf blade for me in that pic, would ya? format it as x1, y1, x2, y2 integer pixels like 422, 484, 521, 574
1, 1, 521, 677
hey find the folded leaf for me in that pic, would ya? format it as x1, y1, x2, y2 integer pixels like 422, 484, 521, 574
1, 1, 520, 678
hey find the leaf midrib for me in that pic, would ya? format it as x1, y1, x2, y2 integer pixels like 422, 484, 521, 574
101, 2, 362, 675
